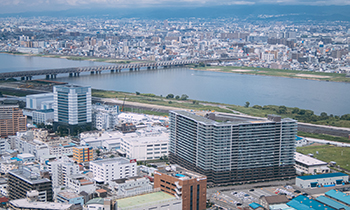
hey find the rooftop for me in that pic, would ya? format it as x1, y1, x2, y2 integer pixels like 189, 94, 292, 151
325, 189, 350, 206
295, 152, 328, 166
8, 169, 51, 185
57, 191, 82, 199
288, 195, 332, 210
157, 165, 206, 180
316, 195, 350, 210
90, 157, 131, 166
9, 199, 72, 210
116, 191, 176, 208
297, 173, 348, 181
171, 110, 295, 126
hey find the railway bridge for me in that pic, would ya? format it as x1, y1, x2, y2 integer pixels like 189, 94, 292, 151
0, 58, 239, 80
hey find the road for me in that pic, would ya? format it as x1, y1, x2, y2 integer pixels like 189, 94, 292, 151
305, 137, 350, 147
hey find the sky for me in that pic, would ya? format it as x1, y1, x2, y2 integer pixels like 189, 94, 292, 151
0, 0, 350, 14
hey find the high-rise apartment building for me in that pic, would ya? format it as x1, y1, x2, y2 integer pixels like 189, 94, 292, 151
47, 156, 80, 187
53, 85, 91, 129
73, 146, 93, 163
8, 168, 53, 202
0, 105, 27, 137
169, 111, 297, 184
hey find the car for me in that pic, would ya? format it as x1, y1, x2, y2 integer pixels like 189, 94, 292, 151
294, 190, 301, 193
249, 189, 255, 191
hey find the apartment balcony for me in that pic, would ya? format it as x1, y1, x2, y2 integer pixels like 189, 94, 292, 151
174, 181, 182, 189
175, 188, 182, 195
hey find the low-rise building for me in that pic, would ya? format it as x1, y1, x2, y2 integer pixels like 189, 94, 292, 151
32, 109, 54, 125
108, 176, 153, 198
85, 198, 113, 210
294, 152, 329, 175
154, 165, 207, 210
260, 195, 289, 210
90, 157, 137, 183
66, 174, 96, 194
56, 191, 84, 206
295, 173, 349, 188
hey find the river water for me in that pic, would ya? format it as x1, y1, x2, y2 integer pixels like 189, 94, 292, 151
0, 53, 349, 116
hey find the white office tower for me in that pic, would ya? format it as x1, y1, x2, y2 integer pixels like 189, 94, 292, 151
47, 156, 79, 187
53, 85, 91, 126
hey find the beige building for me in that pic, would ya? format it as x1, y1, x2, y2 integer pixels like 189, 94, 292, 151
0, 105, 27, 137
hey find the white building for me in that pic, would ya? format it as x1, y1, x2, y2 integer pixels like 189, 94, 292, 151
296, 173, 349, 188
108, 176, 153, 198
90, 157, 137, 183
49, 143, 75, 156
66, 174, 96, 194
0, 138, 10, 155
17, 153, 35, 162
80, 131, 123, 149
12, 134, 50, 160
92, 104, 119, 130
53, 85, 92, 126
121, 128, 169, 160
26, 93, 54, 110
294, 152, 329, 175
118, 113, 150, 125
32, 109, 54, 125
47, 156, 80, 187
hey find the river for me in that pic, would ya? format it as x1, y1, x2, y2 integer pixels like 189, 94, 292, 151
0, 53, 349, 116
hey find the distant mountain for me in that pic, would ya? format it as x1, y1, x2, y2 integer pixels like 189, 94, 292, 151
1, 5, 350, 21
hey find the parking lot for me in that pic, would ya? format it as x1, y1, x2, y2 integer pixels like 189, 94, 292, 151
210, 185, 299, 209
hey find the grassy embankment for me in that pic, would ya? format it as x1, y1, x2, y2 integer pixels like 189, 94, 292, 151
92, 89, 350, 128
192, 66, 350, 83
297, 145, 350, 172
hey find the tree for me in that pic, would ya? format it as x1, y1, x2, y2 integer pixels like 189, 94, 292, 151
96, 149, 101, 156
252, 105, 262, 109
166, 94, 174, 99
244, 101, 250, 108
180, 94, 189, 100
135, 91, 140, 95
175, 95, 180, 99
320, 112, 328, 120
277, 106, 287, 114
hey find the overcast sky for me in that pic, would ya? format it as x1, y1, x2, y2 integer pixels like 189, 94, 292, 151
0, 0, 350, 14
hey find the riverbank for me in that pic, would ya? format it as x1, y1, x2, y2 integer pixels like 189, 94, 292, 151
190, 66, 350, 83
0, 52, 153, 64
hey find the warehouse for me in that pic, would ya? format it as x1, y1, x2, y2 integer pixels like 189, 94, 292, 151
295, 173, 349, 188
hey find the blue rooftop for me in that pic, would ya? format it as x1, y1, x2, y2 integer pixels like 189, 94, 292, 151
249, 202, 264, 209
316, 195, 350, 210
175, 174, 186, 178
325, 189, 350, 206
297, 173, 348, 181
287, 195, 334, 210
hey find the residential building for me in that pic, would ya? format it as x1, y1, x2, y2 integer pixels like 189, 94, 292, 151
80, 130, 122, 149
114, 191, 181, 210
0, 105, 27, 137
294, 152, 329, 175
17, 153, 35, 162
90, 157, 137, 183
0, 138, 9, 155
66, 174, 96, 194
53, 85, 92, 129
12, 133, 50, 159
295, 173, 349, 188
56, 191, 84, 206
92, 104, 119, 130
47, 156, 79, 187
169, 111, 297, 184
108, 176, 153, 198
73, 146, 93, 163
8, 168, 53, 202
154, 165, 207, 210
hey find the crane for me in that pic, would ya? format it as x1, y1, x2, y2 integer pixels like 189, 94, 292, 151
121, 95, 126, 112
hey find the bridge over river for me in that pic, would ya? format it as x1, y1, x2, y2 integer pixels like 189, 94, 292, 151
0, 58, 239, 80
